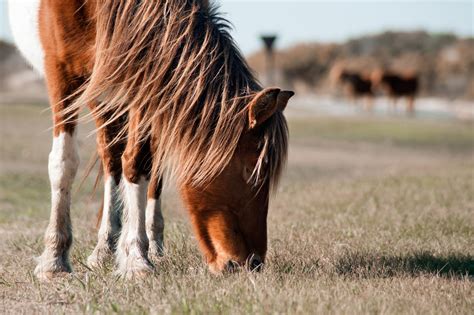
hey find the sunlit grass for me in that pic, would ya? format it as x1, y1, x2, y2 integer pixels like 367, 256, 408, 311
0, 104, 473, 314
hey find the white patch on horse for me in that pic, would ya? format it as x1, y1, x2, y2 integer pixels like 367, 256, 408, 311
116, 176, 154, 278
146, 198, 165, 259
35, 132, 79, 279
8, 0, 45, 75
88, 176, 122, 268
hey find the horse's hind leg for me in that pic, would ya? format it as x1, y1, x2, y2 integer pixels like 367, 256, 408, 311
146, 176, 165, 261
35, 58, 82, 280
87, 108, 126, 268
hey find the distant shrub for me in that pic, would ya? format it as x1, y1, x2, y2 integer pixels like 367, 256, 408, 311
247, 31, 474, 99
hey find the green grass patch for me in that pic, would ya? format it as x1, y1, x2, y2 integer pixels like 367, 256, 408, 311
289, 116, 474, 151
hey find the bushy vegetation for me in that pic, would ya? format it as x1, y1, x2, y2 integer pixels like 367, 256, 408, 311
248, 31, 474, 99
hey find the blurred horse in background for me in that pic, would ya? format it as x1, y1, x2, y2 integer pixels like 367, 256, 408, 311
332, 67, 374, 111
371, 70, 419, 114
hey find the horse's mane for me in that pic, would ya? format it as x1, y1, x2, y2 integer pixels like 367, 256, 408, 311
70, 0, 288, 188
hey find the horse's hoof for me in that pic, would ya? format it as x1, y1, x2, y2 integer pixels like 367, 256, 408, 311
247, 254, 264, 272
124, 268, 153, 279
225, 260, 240, 273
148, 242, 164, 263
118, 266, 154, 280
208, 260, 241, 275
116, 256, 155, 279
87, 246, 113, 269
35, 271, 71, 281
34, 256, 72, 281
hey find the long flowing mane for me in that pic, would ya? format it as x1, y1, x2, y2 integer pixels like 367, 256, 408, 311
70, 0, 288, 187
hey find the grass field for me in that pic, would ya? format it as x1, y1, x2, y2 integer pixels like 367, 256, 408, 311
0, 103, 473, 314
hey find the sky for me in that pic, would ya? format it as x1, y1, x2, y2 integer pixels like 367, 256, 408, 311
1, 0, 472, 54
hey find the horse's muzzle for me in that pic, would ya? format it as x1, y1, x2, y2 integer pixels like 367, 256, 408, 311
223, 254, 264, 273
224, 260, 240, 273
247, 254, 264, 272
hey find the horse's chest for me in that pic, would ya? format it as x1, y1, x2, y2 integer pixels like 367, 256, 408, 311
8, 0, 44, 75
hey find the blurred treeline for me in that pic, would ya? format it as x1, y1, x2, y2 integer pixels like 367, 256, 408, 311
248, 31, 474, 100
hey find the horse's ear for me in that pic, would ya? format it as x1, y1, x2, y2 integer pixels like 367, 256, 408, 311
276, 90, 295, 112
248, 88, 294, 129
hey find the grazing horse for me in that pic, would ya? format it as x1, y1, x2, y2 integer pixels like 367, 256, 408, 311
335, 69, 374, 111
371, 70, 419, 114
8, 0, 294, 279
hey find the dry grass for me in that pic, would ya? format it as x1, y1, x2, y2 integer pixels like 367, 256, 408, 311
0, 103, 473, 314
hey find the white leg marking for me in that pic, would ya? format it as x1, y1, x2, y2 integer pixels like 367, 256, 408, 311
116, 176, 153, 278
88, 176, 122, 268
35, 132, 79, 279
146, 198, 165, 260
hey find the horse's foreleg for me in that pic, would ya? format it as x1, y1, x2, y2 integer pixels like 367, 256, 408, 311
116, 114, 154, 278
390, 97, 398, 113
364, 96, 374, 112
87, 110, 125, 268
146, 176, 165, 261
35, 59, 81, 280
406, 96, 415, 115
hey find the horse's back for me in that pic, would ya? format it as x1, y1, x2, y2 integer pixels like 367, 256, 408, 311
8, 0, 44, 74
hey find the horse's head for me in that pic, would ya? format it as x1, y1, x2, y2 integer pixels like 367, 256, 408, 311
181, 88, 294, 274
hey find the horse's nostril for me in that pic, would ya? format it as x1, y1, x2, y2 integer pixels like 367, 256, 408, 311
249, 255, 263, 272
225, 260, 240, 273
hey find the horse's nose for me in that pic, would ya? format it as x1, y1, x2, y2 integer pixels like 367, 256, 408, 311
248, 254, 263, 272
224, 260, 240, 273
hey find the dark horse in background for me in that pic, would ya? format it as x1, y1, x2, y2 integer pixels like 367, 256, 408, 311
335, 70, 374, 111
372, 70, 419, 114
